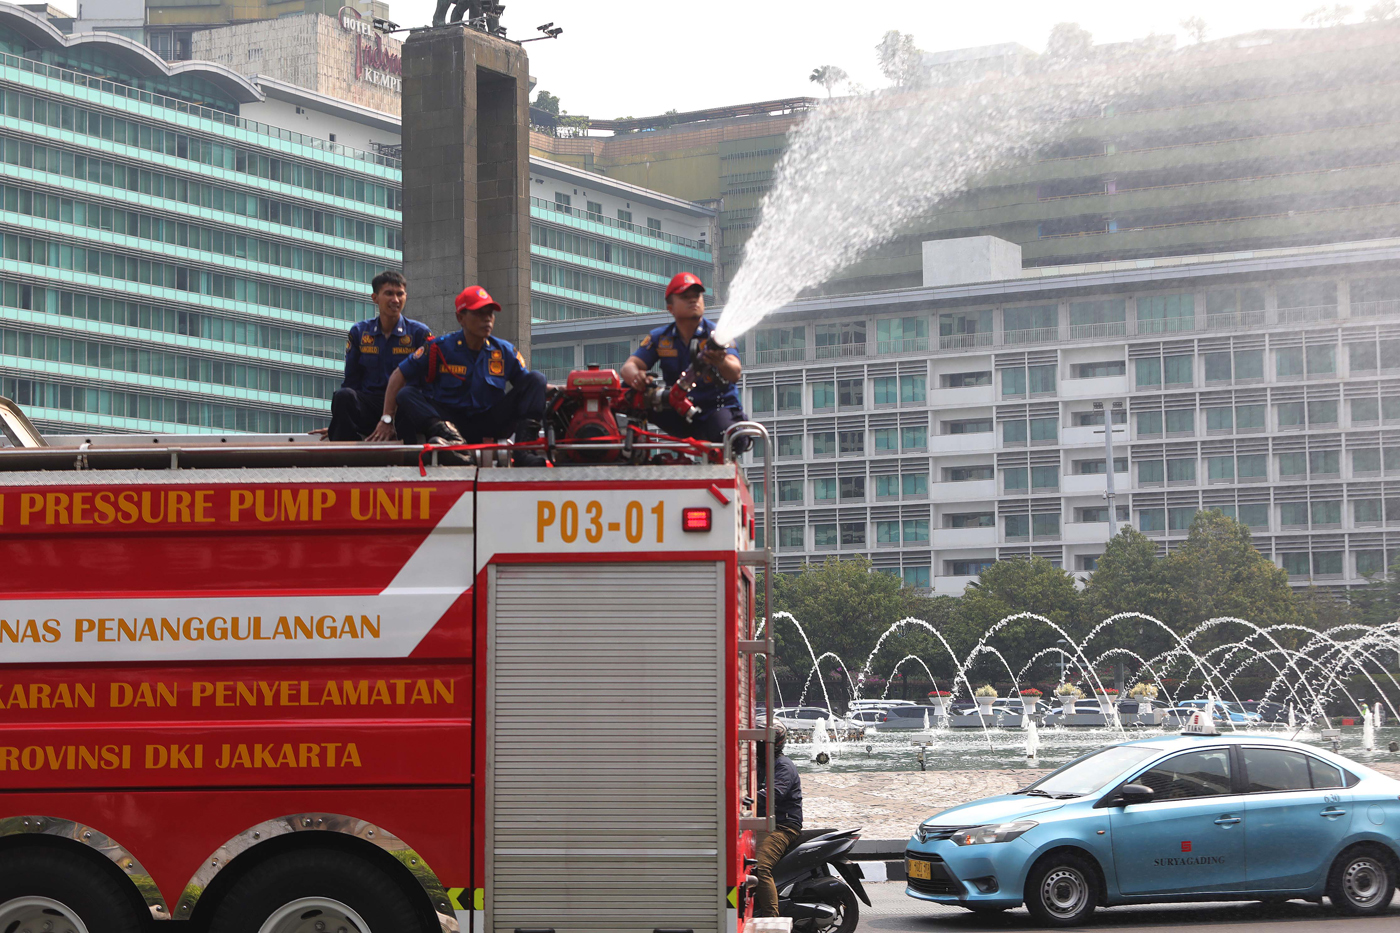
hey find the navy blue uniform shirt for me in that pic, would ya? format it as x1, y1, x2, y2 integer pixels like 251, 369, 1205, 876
632, 316, 741, 410
343, 315, 433, 393
757, 752, 803, 830
398, 330, 530, 415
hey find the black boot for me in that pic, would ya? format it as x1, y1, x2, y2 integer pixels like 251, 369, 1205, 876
512, 419, 548, 467
427, 421, 473, 466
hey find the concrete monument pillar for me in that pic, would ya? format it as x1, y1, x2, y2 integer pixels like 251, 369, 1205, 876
401, 26, 531, 358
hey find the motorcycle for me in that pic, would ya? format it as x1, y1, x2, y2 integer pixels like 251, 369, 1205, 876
764, 827, 870, 933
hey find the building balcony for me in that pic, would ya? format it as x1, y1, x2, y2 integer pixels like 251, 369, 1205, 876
753, 348, 806, 364
932, 479, 998, 501
814, 343, 866, 360
937, 333, 992, 351
933, 575, 976, 596
1062, 473, 1111, 495
933, 526, 997, 548
1061, 425, 1110, 448
934, 385, 995, 407
934, 432, 997, 453
1059, 375, 1130, 400
880, 337, 932, 353
1003, 326, 1059, 346
1353, 299, 1400, 319
1065, 521, 1114, 544
1277, 304, 1338, 325
1205, 310, 1266, 330
1135, 316, 1195, 335
1067, 321, 1127, 340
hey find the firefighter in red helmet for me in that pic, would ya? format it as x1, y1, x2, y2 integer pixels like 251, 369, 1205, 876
620, 273, 747, 446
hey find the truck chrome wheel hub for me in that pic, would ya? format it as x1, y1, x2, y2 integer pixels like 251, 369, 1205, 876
258, 898, 369, 933
0, 896, 89, 933
1041, 867, 1089, 918
1342, 857, 1385, 907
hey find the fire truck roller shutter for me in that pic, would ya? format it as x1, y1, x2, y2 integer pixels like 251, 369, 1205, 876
487, 562, 726, 933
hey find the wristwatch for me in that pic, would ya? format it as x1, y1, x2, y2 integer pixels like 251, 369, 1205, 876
380, 414, 393, 424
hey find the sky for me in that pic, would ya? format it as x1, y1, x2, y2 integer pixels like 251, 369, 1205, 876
388, 0, 1373, 119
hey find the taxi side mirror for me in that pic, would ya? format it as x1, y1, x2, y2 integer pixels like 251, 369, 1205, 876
1116, 783, 1155, 806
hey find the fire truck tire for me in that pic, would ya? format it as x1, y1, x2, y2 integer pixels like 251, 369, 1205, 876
207, 849, 430, 933
0, 847, 146, 932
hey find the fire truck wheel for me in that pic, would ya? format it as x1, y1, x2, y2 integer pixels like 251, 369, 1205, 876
207, 848, 429, 933
0, 848, 146, 933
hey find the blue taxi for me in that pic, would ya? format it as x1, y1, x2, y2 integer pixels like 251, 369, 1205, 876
905, 723, 1400, 926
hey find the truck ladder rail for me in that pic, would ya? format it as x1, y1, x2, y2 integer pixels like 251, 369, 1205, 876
725, 421, 775, 835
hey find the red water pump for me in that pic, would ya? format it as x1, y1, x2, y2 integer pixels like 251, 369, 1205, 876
545, 365, 638, 464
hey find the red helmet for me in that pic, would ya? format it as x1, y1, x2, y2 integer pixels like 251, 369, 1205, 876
455, 285, 500, 313
665, 272, 706, 299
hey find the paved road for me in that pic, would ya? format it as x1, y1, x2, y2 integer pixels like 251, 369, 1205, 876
859, 881, 1399, 931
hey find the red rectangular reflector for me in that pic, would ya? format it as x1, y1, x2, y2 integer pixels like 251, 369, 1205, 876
682, 507, 712, 532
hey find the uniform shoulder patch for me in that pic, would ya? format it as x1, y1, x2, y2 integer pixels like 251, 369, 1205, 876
412, 346, 425, 359
640, 335, 651, 348
515, 351, 526, 366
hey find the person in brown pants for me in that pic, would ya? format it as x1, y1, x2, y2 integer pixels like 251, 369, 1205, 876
754, 722, 804, 917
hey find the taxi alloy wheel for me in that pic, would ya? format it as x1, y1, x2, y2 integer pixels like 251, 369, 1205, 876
1025, 853, 1097, 927
1328, 848, 1395, 915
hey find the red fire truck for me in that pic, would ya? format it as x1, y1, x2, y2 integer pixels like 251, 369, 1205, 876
0, 398, 774, 933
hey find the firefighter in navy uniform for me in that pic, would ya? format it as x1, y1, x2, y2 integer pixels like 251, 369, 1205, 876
379, 285, 548, 466
329, 271, 432, 442
620, 272, 747, 445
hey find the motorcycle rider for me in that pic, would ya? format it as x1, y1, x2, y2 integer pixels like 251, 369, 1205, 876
754, 721, 803, 918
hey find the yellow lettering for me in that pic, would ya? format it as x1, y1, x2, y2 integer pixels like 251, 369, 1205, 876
230, 489, 253, 521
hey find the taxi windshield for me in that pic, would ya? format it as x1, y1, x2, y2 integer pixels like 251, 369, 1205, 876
1017, 746, 1159, 798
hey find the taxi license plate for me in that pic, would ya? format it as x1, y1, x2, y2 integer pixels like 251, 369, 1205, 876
908, 858, 932, 881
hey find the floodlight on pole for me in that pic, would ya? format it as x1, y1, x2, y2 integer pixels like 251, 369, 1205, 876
1093, 400, 1128, 545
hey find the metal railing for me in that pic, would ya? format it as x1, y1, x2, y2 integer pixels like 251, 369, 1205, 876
937, 332, 992, 350
813, 342, 867, 359
753, 347, 806, 364
1003, 326, 1060, 346
2, 51, 401, 169
1136, 316, 1195, 334
531, 197, 708, 251
740, 301, 1375, 369
1067, 321, 1127, 340
1206, 310, 1267, 329
1352, 298, 1400, 318
1277, 304, 1339, 325
876, 337, 931, 354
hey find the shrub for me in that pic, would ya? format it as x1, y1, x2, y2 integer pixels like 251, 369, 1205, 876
1055, 683, 1084, 698
974, 684, 998, 698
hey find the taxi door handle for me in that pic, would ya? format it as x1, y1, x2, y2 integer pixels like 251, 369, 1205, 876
1321, 807, 1347, 819
1214, 816, 1241, 826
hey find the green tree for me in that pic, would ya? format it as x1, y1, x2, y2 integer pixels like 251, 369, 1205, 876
1044, 22, 1094, 61
1082, 527, 1179, 662
808, 64, 848, 97
1162, 510, 1307, 651
1179, 16, 1208, 43
765, 557, 939, 706
532, 89, 561, 115
944, 556, 1083, 684
875, 31, 923, 86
